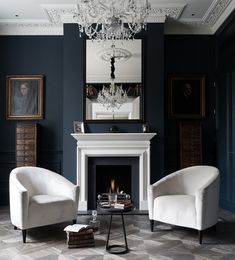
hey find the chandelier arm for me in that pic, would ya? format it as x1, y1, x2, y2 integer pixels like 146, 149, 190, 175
76, 0, 152, 41
128, 22, 143, 34
84, 23, 100, 38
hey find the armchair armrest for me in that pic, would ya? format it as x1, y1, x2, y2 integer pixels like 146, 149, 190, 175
9, 175, 29, 230
195, 175, 220, 230
42, 170, 80, 214
148, 172, 180, 219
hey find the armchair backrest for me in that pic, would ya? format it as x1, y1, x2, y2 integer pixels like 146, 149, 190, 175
163, 166, 219, 195
10, 166, 64, 197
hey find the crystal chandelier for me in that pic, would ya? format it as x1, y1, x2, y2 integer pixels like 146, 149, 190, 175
73, 0, 151, 41
97, 48, 127, 110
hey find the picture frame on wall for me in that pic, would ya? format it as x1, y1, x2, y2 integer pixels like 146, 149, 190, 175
6, 75, 44, 120
73, 121, 85, 133
168, 74, 205, 119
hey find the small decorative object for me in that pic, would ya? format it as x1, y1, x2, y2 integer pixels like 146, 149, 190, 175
108, 193, 117, 205
89, 210, 100, 235
6, 75, 44, 120
91, 210, 97, 221
73, 121, 84, 133
142, 124, 149, 133
168, 74, 205, 119
109, 126, 119, 133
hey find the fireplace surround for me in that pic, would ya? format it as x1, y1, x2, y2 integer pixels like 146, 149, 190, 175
71, 133, 156, 211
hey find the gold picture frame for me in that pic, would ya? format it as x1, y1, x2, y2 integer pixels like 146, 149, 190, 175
168, 74, 205, 119
6, 75, 44, 120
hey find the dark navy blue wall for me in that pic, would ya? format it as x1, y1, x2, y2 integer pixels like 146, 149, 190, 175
164, 35, 217, 174
62, 25, 84, 183
0, 36, 63, 204
216, 10, 235, 212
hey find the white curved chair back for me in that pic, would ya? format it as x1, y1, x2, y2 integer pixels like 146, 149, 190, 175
11, 166, 76, 197
162, 166, 219, 195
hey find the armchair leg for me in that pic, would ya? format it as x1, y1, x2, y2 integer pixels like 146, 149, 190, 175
212, 224, 217, 232
72, 219, 77, 224
150, 220, 154, 232
198, 230, 203, 244
22, 230, 26, 243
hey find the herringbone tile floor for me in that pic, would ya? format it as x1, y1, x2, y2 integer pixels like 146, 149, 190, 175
1, 207, 235, 259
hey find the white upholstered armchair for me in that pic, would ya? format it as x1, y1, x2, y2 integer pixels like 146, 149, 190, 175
148, 165, 220, 244
9, 166, 79, 243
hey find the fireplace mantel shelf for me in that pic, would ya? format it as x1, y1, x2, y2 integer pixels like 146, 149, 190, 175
71, 132, 156, 142
71, 132, 156, 211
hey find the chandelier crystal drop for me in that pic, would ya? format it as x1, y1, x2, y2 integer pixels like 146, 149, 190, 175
74, 0, 151, 41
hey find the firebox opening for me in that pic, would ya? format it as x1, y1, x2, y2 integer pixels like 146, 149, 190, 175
88, 157, 139, 210
96, 165, 132, 195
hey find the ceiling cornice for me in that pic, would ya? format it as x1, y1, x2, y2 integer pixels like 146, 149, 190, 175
0, 1, 234, 35
165, 0, 235, 34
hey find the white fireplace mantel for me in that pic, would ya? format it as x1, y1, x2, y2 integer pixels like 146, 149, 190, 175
71, 133, 156, 211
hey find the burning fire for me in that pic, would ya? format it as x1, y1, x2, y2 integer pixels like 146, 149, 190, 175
109, 179, 124, 194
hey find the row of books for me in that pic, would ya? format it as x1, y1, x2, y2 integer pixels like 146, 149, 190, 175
64, 224, 95, 248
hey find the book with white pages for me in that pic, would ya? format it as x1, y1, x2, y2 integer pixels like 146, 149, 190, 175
64, 224, 93, 233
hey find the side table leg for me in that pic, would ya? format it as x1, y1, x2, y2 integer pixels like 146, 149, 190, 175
106, 214, 113, 250
121, 212, 129, 252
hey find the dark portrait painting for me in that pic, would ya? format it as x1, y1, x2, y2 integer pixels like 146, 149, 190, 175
168, 75, 205, 119
6, 75, 44, 120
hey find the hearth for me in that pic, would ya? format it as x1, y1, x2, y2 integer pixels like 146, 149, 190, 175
88, 157, 139, 209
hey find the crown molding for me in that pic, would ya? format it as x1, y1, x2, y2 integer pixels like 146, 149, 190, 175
0, 1, 233, 35
165, 0, 234, 34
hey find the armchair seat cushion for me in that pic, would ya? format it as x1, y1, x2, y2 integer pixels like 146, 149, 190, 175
30, 194, 72, 204
154, 195, 196, 229
28, 194, 74, 228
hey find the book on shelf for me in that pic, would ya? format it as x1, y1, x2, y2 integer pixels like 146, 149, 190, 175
64, 224, 93, 233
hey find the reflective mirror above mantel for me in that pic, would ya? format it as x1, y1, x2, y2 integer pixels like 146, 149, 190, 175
85, 39, 144, 122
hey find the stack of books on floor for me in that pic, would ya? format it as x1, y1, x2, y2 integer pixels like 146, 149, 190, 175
64, 224, 95, 249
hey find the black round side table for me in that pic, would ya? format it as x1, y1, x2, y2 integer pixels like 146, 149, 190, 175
98, 205, 133, 254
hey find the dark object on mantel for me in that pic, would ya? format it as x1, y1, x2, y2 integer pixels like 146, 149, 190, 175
109, 126, 120, 133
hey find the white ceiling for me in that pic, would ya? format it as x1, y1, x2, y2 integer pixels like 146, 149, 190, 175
0, 0, 234, 35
